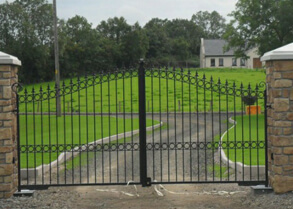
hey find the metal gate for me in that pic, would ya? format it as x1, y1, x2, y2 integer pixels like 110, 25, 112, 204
14, 61, 268, 190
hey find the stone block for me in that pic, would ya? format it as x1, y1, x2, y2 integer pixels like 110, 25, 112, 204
287, 113, 293, 121
274, 121, 292, 127
273, 72, 282, 79
0, 66, 10, 72
273, 113, 287, 120
283, 128, 293, 135
5, 152, 13, 163
274, 80, 292, 88
268, 127, 273, 134
290, 156, 293, 163
274, 155, 288, 165
0, 146, 13, 153
3, 121, 12, 127
0, 184, 12, 192
0, 80, 10, 86
272, 89, 282, 98
273, 127, 282, 135
272, 165, 283, 174
290, 91, 293, 100
283, 89, 290, 97
274, 98, 289, 112
13, 66, 18, 74
0, 164, 13, 175
4, 190, 15, 198
271, 175, 293, 194
0, 100, 11, 106
2, 86, 11, 99
274, 61, 293, 72
4, 139, 13, 146
3, 176, 12, 183
2, 105, 13, 112
272, 136, 293, 146
283, 166, 293, 171
272, 147, 283, 154
2, 72, 11, 79
283, 147, 293, 155
267, 118, 273, 126
0, 128, 11, 140
0, 112, 12, 120
282, 72, 293, 79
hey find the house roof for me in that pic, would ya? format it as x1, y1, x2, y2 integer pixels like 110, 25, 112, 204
204, 39, 235, 57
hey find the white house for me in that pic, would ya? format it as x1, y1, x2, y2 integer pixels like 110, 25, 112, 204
200, 38, 262, 69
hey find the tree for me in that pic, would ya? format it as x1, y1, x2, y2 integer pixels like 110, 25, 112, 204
165, 18, 203, 56
60, 15, 101, 76
97, 17, 132, 67
97, 17, 131, 44
191, 11, 226, 39
144, 18, 170, 63
170, 37, 189, 61
224, 0, 293, 56
0, 0, 54, 83
121, 23, 149, 67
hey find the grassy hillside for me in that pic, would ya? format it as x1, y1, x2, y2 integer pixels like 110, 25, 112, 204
18, 68, 266, 113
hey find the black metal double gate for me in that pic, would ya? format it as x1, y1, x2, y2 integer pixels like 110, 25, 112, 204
15, 62, 268, 190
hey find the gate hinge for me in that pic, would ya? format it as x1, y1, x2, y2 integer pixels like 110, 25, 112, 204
266, 104, 272, 109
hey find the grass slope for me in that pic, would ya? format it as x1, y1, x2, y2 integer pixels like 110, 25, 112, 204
20, 115, 159, 168
19, 68, 265, 113
221, 114, 265, 165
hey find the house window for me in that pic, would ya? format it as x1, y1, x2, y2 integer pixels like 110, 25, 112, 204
232, 58, 237, 66
219, 58, 224, 66
211, 59, 215, 67
241, 58, 246, 66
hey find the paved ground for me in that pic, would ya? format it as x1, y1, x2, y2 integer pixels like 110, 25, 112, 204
1, 183, 293, 209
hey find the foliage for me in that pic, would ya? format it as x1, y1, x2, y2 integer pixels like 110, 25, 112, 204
191, 11, 226, 39
0, 0, 228, 84
0, 0, 55, 83
224, 0, 293, 56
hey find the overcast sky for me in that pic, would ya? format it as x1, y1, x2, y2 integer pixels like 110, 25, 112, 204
0, 0, 238, 26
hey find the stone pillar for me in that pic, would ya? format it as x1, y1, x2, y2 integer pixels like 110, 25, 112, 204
0, 52, 21, 198
261, 43, 293, 194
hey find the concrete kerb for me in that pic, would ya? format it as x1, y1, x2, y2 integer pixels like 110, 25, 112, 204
21, 121, 163, 180
219, 118, 265, 177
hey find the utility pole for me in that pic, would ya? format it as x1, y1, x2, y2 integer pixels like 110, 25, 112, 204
53, 0, 61, 116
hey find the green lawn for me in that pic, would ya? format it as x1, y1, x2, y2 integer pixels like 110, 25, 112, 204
221, 114, 265, 165
20, 115, 159, 168
18, 68, 266, 113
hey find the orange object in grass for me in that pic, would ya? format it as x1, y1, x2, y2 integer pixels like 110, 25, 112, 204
246, 105, 261, 115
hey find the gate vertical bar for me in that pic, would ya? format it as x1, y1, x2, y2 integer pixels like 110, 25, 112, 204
138, 59, 147, 186
264, 89, 269, 187
16, 91, 21, 192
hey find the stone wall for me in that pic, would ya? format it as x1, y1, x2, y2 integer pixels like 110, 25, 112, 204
266, 60, 293, 193
0, 65, 18, 198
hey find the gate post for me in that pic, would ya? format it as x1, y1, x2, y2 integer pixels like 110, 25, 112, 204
0, 52, 21, 198
261, 43, 293, 194
138, 59, 148, 186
